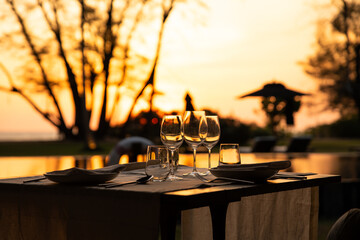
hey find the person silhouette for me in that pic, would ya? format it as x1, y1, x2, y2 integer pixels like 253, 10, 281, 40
185, 92, 195, 111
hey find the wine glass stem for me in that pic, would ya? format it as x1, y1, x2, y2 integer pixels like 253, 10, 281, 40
208, 148, 211, 170
170, 149, 175, 175
192, 147, 197, 172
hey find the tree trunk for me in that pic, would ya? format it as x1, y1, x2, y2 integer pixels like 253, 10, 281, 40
354, 44, 360, 121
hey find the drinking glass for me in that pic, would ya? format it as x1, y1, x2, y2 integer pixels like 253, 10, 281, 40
160, 115, 183, 181
203, 115, 220, 175
219, 143, 241, 165
183, 111, 208, 176
145, 145, 170, 182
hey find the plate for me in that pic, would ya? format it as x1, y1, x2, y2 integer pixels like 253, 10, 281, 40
210, 160, 291, 183
44, 164, 125, 184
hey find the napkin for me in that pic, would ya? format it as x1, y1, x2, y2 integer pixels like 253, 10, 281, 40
44, 164, 125, 184
210, 161, 291, 183
46, 164, 125, 175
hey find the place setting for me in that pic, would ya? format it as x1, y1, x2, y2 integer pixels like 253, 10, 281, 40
21, 110, 314, 188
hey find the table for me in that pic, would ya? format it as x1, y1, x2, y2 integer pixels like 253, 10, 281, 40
0, 166, 340, 240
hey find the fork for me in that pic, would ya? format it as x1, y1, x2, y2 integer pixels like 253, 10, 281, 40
194, 172, 255, 184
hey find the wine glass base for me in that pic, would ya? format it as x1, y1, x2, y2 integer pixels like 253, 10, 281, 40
185, 171, 203, 177
200, 171, 211, 176
183, 169, 211, 176
168, 174, 183, 181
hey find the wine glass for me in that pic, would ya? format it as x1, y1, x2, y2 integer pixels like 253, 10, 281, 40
203, 115, 220, 175
160, 115, 184, 181
183, 111, 208, 177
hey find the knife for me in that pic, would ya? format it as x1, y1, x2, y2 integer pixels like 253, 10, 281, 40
23, 176, 46, 183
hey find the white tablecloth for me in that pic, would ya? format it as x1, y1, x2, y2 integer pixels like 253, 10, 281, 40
182, 187, 319, 240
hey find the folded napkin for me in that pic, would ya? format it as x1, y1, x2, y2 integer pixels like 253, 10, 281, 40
46, 164, 124, 175
44, 164, 125, 184
210, 161, 292, 183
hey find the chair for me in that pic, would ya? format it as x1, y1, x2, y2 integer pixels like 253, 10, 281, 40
285, 136, 312, 152
250, 136, 277, 152
327, 208, 360, 240
107, 136, 154, 165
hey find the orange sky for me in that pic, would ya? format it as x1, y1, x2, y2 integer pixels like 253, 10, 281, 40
0, 0, 340, 135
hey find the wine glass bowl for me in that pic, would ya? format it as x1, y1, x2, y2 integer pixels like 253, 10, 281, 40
183, 111, 208, 176
160, 115, 183, 181
160, 117, 183, 150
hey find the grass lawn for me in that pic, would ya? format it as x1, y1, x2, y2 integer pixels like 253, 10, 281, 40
0, 139, 118, 156
0, 137, 360, 156
309, 138, 360, 152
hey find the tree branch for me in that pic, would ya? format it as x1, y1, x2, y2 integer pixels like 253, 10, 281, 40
124, 0, 175, 123
6, 0, 67, 130
96, 0, 131, 136
108, 1, 146, 123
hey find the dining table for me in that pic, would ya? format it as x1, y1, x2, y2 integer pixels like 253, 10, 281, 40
0, 163, 340, 240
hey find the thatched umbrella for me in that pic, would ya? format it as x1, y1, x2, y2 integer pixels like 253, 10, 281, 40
238, 83, 310, 125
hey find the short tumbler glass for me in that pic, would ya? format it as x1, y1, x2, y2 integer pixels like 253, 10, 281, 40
219, 143, 241, 165
145, 145, 170, 182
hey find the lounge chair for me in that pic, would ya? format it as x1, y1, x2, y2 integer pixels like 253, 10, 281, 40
251, 136, 277, 152
239, 136, 277, 153
275, 136, 312, 153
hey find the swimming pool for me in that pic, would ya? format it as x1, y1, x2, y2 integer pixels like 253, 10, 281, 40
1, 152, 359, 181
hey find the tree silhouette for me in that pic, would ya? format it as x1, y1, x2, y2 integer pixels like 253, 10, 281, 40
302, 0, 360, 119
0, 0, 198, 148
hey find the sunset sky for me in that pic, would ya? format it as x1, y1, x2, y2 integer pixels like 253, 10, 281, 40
0, 0, 339, 136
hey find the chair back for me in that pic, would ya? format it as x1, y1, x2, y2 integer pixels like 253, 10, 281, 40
107, 136, 154, 165
327, 208, 360, 240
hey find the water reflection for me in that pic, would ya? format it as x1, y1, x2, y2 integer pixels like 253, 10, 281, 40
171, 152, 360, 181
0, 155, 106, 179
0, 152, 359, 181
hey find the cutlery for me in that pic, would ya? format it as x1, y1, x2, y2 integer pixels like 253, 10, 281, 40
100, 175, 153, 188
23, 176, 46, 183
269, 173, 307, 180
194, 172, 255, 184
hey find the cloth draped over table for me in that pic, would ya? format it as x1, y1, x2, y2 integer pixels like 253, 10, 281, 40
0, 185, 160, 240
0, 166, 215, 240
0, 165, 319, 240
182, 187, 318, 240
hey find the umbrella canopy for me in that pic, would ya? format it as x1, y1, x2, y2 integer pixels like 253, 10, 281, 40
238, 83, 309, 99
